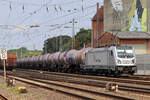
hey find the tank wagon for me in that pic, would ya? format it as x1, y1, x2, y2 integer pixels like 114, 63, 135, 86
17, 46, 137, 76
0, 54, 17, 70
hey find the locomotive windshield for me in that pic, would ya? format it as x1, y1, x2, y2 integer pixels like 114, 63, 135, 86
116, 46, 134, 58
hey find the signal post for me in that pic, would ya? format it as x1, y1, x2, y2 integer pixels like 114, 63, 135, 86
1, 47, 7, 81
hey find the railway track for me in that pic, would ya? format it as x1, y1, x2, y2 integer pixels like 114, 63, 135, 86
1, 69, 150, 99
15, 69, 150, 86
6, 70, 150, 94
9, 76, 134, 100
0, 94, 7, 100
129, 75, 150, 81
13, 69, 150, 95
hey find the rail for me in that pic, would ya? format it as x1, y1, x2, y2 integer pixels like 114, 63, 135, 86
11, 76, 135, 100
0, 69, 150, 99
0, 94, 7, 100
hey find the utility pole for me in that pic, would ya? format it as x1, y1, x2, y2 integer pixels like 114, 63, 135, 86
68, 19, 77, 49
58, 26, 63, 52
59, 35, 62, 51
16, 50, 18, 58
3, 59, 6, 80
45, 44, 47, 54
72, 18, 75, 49
56, 37, 58, 51
21, 47, 22, 58
45, 41, 47, 54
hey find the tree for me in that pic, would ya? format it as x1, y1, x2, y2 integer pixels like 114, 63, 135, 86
43, 35, 71, 53
75, 28, 91, 49
43, 28, 92, 53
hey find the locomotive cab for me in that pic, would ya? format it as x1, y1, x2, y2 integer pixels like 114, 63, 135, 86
112, 46, 136, 75
84, 46, 137, 76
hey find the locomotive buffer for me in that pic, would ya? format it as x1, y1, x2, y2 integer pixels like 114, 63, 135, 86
1, 47, 7, 81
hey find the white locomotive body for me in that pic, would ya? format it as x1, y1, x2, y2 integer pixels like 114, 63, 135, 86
83, 46, 136, 76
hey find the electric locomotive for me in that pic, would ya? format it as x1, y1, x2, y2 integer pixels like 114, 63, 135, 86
17, 46, 136, 76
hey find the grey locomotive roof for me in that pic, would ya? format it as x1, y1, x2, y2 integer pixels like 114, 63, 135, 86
110, 31, 150, 39
87, 47, 111, 53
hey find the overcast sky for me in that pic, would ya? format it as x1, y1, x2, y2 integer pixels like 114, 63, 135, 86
0, 0, 103, 50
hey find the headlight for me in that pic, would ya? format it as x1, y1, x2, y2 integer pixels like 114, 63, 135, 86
117, 60, 121, 64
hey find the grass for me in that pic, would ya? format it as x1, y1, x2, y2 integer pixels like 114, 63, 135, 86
0, 83, 27, 94
28, 50, 42, 57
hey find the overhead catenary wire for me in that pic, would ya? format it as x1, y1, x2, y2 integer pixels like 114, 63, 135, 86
12, 10, 95, 46
0, 3, 96, 30
18, 0, 97, 25
7, 9, 95, 47
17, 0, 87, 22
36, 4, 97, 26
1, 0, 100, 50
5, 10, 97, 49
0, 0, 95, 6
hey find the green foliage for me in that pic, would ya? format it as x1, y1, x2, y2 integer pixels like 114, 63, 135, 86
61, 40, 72, 51
43, 35, 71, 54
8, 47, 42, 58
43, 28, 92, 53
28, 50, 42, 57
75, 28, 91, 49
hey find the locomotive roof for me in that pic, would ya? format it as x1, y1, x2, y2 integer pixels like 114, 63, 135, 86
87, 47, 110, 53
87, 46, 133, 53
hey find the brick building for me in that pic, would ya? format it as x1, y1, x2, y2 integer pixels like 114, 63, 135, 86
91, 5, 150, 54
98, 31, 150, 54
91, 6, 104, 48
